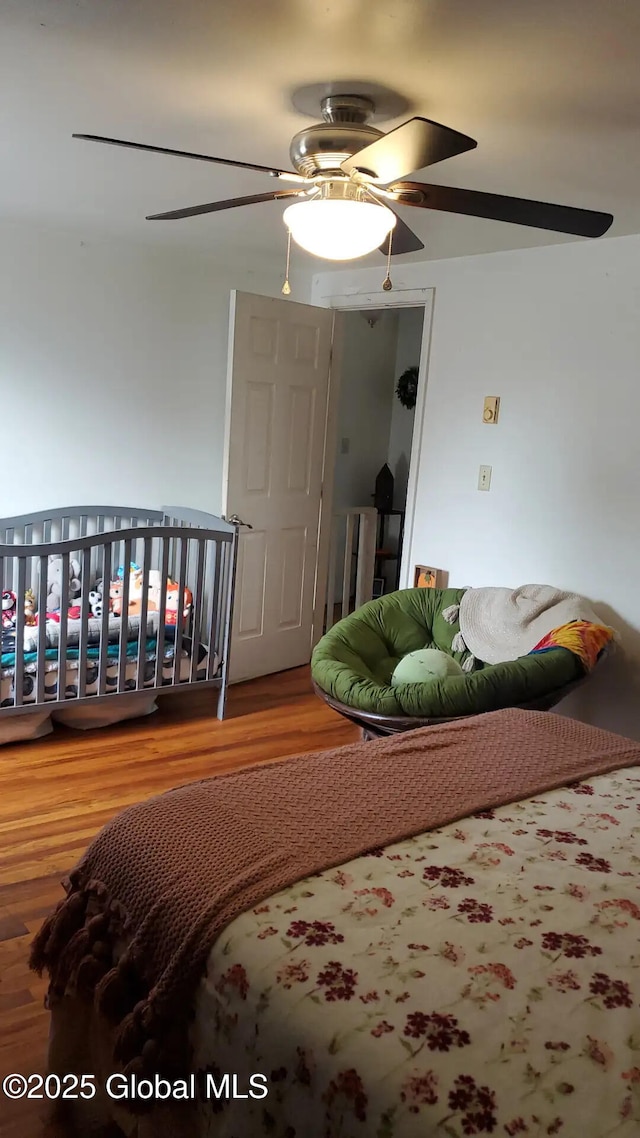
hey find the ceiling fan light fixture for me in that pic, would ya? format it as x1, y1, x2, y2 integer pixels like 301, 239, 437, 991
283, 182, 396, 261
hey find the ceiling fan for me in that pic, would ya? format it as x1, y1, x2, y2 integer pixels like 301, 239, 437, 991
73, 93, 613, 262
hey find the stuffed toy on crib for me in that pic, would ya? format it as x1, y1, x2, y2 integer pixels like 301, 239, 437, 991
108, 568, 192, 624
2, 591, 17, 629
28, 564, 192, 625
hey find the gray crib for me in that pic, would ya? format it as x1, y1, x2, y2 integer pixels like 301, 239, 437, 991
0, 505, 237, 742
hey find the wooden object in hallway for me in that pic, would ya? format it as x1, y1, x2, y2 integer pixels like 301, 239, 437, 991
0, 668, 357, 1138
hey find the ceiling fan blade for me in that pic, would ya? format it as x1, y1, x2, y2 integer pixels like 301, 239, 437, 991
379, 210, 425, 256
342, 118, 477, 184
73, 134, 298, 179
146, 190, 302, 221
391, 181, 614, 238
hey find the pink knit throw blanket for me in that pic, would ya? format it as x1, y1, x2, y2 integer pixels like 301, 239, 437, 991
30, 709, 640, 1085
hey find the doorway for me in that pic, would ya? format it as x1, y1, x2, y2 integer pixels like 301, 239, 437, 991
328, 306, 425, 621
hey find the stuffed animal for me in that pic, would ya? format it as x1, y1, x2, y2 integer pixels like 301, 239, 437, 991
88, 590, 103, 619
109, 579, 124, 617
24, 589, 37, 625
2, 590, 17, 629
109, 568, 146, 616
129, 568, 144, 605
164, 580, 193, 626
391, 648, 464, 686
116, 562, 140, 580
146, 572, 191, 623
46, 554, 81, 612
65, 593, 103, 620
106, 570, 192, 621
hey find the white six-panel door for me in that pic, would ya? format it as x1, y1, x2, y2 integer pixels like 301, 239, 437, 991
223, 292, 334, 682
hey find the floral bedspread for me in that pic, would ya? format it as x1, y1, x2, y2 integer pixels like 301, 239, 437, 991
191, 768, 640, 1137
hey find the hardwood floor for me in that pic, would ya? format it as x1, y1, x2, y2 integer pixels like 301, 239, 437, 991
0, 669, 358, 1138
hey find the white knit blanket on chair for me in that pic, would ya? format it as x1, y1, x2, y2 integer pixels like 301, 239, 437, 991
458, 584, 604, 665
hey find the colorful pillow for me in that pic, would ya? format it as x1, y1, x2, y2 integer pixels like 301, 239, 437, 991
530, 620, 614, 672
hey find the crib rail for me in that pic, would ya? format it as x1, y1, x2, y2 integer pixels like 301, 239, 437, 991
0, 507, 237, 724
0, 506, 165, 548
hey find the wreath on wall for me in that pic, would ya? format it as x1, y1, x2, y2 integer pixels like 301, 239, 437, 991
396, 365, 419, 410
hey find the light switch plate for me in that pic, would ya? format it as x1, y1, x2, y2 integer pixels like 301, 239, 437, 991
483, 396, 500, 424
478, 464, 492, 491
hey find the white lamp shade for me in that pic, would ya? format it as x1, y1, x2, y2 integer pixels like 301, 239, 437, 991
283, 197, 396, 260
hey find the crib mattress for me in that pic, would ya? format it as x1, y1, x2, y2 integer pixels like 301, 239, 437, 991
0, 639, 215, 708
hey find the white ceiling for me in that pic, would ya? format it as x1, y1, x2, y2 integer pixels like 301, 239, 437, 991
3, 0, 640, 266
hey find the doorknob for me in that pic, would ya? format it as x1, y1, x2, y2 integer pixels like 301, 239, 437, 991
226, 514, 253, 529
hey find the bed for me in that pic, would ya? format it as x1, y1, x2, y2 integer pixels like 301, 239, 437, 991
0, 505, 237, 743
32, 709, 640, 1137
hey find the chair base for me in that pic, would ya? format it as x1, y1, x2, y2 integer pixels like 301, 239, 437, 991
312, 676, 591, 740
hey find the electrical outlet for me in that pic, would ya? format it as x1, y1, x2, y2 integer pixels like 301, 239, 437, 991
340, 437, 350, 455
478, 464, 492, 491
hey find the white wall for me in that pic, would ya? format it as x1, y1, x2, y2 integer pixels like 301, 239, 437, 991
0, 221, 311, 518
313, 234, 640, 739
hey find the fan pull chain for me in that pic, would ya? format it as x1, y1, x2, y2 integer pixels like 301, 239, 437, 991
382, 230, 393, 291
281, 229, 292, 295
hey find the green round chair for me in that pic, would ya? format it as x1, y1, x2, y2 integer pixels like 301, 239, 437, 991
311, 588, 593, 738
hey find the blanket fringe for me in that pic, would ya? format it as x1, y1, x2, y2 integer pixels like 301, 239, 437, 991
29, 876, 133, 1012
113, 1005, 149, 1065
30, 873, 163, 1086
29, 874, 165, 1095
29, 891, 89, 981
95, 959, 144, 1024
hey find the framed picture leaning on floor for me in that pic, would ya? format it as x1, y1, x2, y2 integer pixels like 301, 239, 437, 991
414, 565, 444, 589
